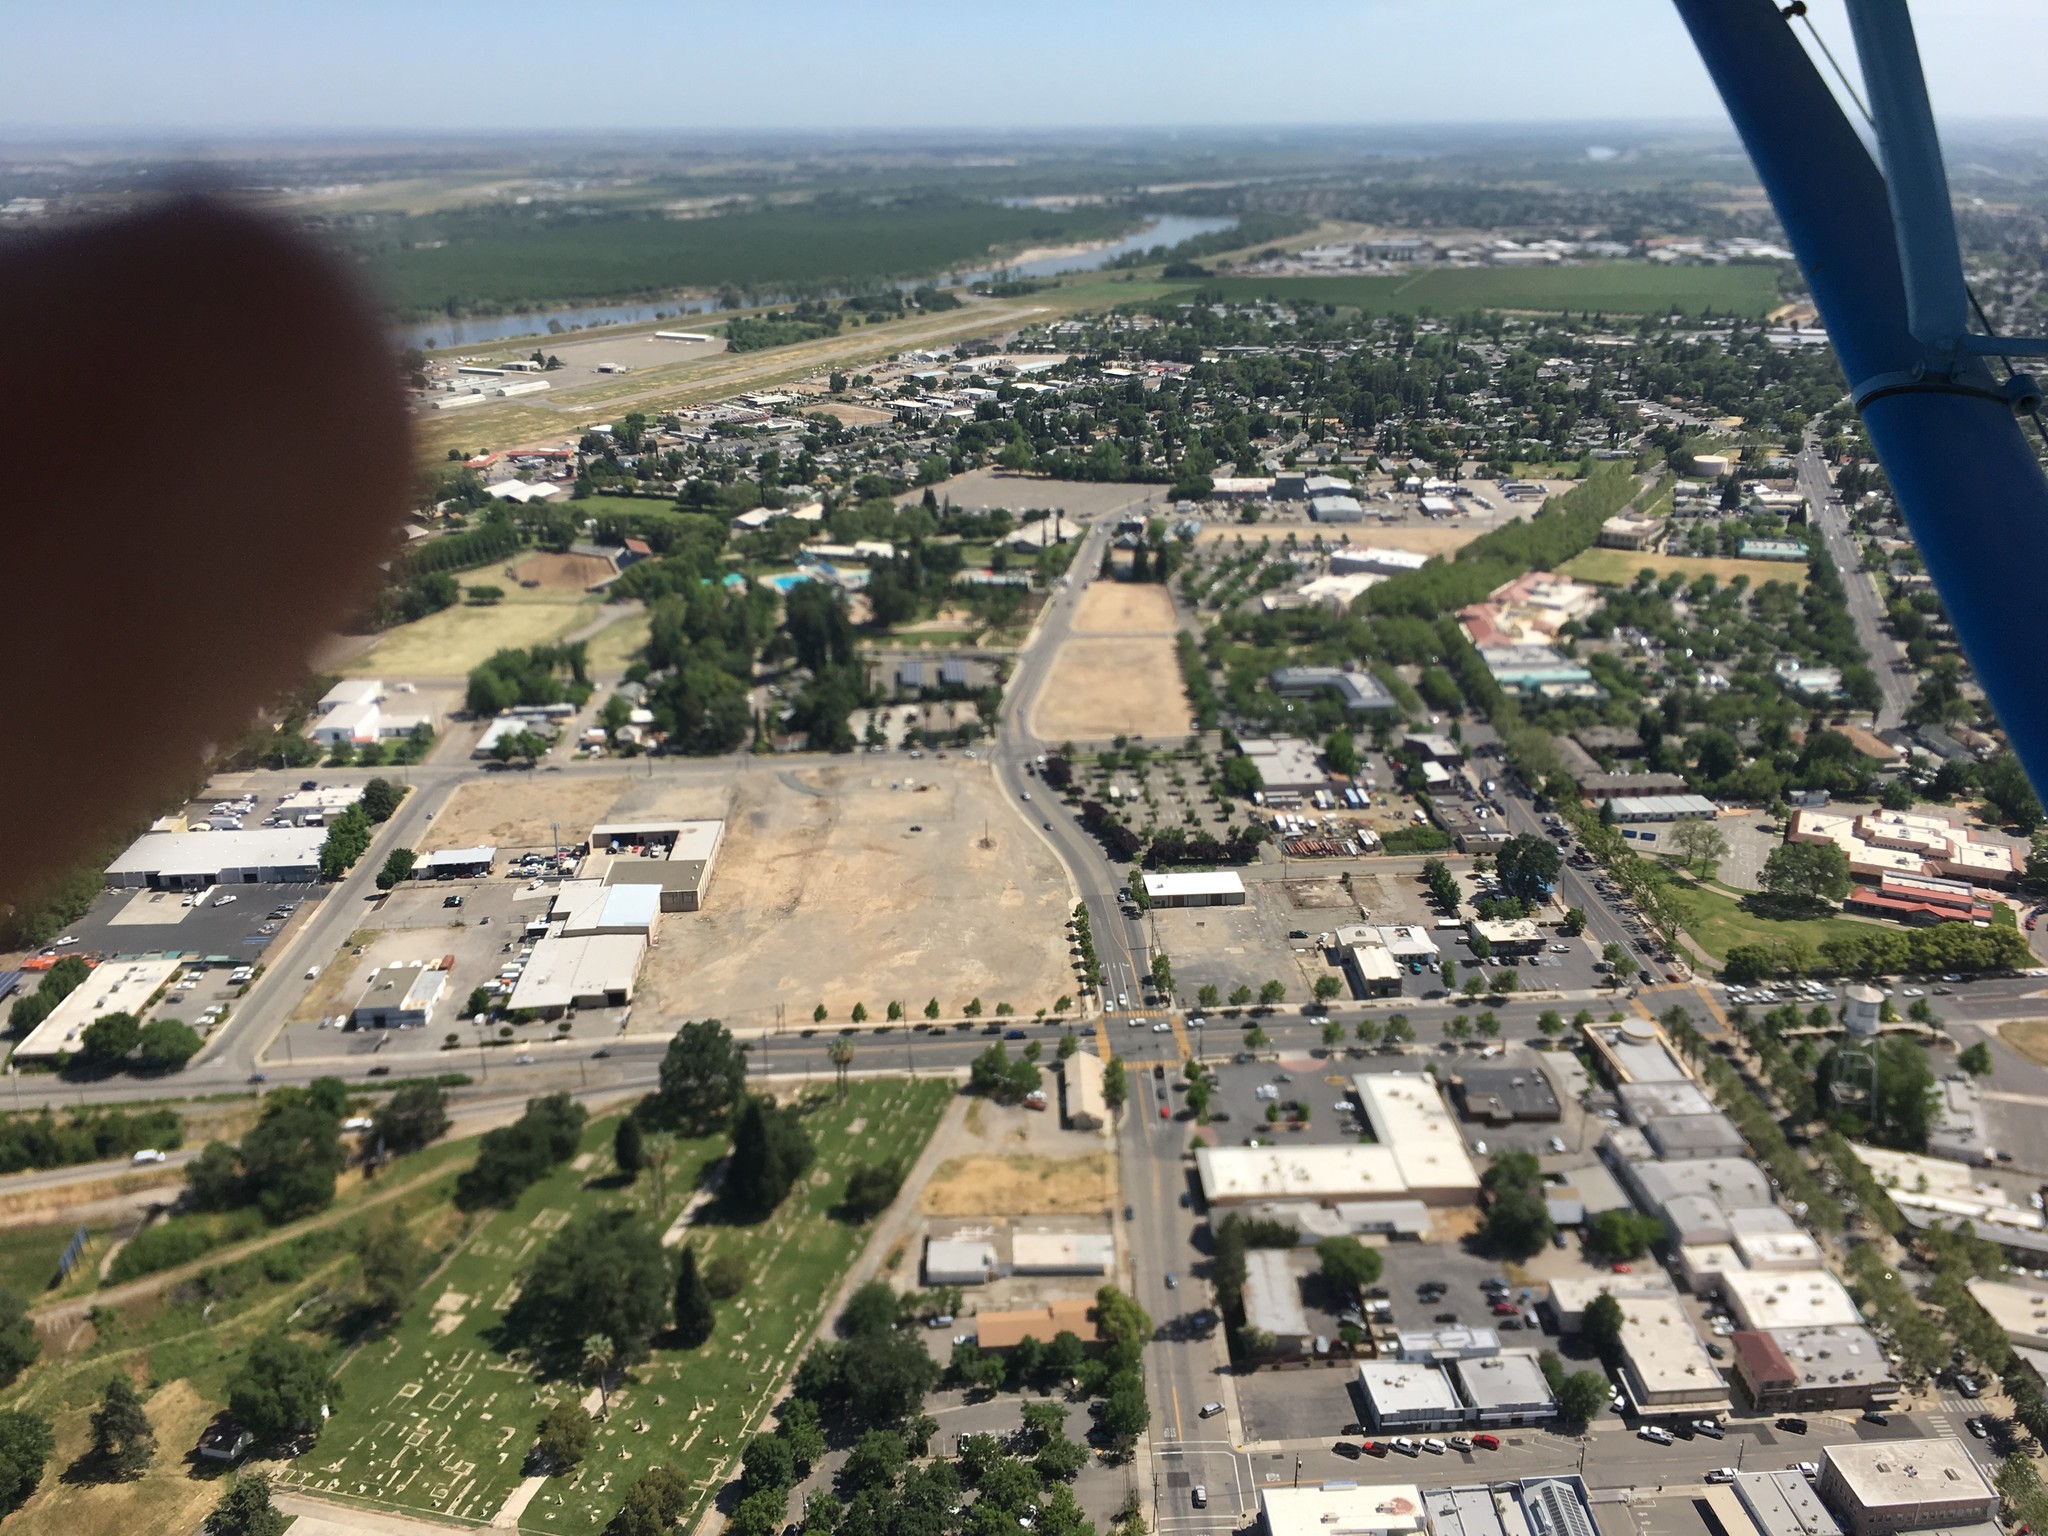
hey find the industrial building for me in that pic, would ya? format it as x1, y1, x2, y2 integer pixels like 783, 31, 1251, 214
1237, 736, 1329, 796
1257, 1483, 1426, 1536
1061, 1050, 1107, 1129
1601, 794, 1719, 824
1815, 1440, 1998, 1536
589, 819, 725, 912
307, 678, 431, 747
504, 934, 643, 1016
1450, 1065, 1562, 1124
12, 957, 181, 1062
1355, 1073, 1483, 1201
349, 962, 449, 1030
923, 1238, 998, 1286
1242, 1248, 1311, 1353
271, 785, 364, 825
1140, 870, 1246, 908
1342, 942, 1404, 998
1730, 1326, 1899, 1412
417, 846, 496, 880
1466, 917, 1543, 956
106, 827, 328, 889
547, 880, 662, 938
1195, 1079, 1478, 1210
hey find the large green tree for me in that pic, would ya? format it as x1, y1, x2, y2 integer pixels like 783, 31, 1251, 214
203, 1472, 288, 1536
88, 1375, 155, 1479
227, 1333, 333, 1444
0, 1288, 40, 1387
1761, 839, 1853, 904
656, 1019, 748, 1133
0, 1408, 50, 1518
727, 1096, 815, 1217
509, 1209, 669, 1370
239, 1098, 347, 1224
1556, 1370, 1610, 1426
1315, 1236, 1384, 1296
77, 1011, 142, 1073
134, 1018, 201, 1073
1582, 1292, 1627, 1364
672, 1245, 716, 1348
372, 1081, 450, 1154
1495, 835, 1562, 902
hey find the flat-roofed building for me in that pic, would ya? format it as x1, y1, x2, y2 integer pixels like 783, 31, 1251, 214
1616, 1080, 1716, 1123
1734, 1228, 1826, 1271
1344, 942, 1404, 998
349, 962, 447, 1030
1402, 732, 1464, 763
1062, 1050, 1107, 1129
505, 934, 643, 1017
1455, 1351, 1557, 1427
1243, 1248, 1311, 1353
1011, 1232, 1114, 1276
976, 1298, 1101, 1351
1604, 794, 1718, 823
1468, 918, 1543, 956
550, 879, 661, 938
1754, 1325, 1900, 1411
1584, 1018, 1692, 1085
1816, 1440, 1998, 1536
1735, 1470, 1843, 1536
1196, 1144, 1408, 1207
1259, 1483, 1425, 1536
1645, 1115, 1751, 1161
1141, 870, 1247, 908
1541, 1273, 1677, 1333
1450, 1065, 1563, 1124
1269, 665, 1397, 714
923, 1239, 997, 1286
1331, 547, 1430, 578
1627, 1156, 1776, 1231
12, 957, 181, 1062
1354, 1074, 1482, 1203
1395, 1326, 1500, 1363
1789, 807, 2021, 890
1614, 1294, 1732, 1415
591, 818, 725, 912
1964, 1276, 2048, 1351
1238, 736, 1327, 795
106, 827, 328, 889
417, 845, 496, 880
1723, 1268, 1862, 1332
272, 785, 364, 825
1357, 1360, 1465, 1431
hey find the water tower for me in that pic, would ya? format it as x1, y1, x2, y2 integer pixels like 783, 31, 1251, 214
1834, 984, 1885, 1112
1843, 985, 1883, 1037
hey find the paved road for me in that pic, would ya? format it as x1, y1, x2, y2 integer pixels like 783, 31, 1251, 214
1797, 440, 1912, 727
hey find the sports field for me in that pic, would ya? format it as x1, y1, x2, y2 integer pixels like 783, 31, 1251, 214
1180, 261, 1783, 317
281, 1079, 951, 1533
1561, 548, 1810, 589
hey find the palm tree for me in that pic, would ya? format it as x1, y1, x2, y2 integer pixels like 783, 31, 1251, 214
582, 1333, 618, 1416
828, 1039, 855, 1097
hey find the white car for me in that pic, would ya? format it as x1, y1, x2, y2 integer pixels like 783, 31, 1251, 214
214, 893, 236, 906
1547, 1136, 1566, 1153
130, 1149, 166, 1165
1116, 993, 1127, 1008
1152, 1021, 1172, 1033
1421, 1437, 1447, 1454
1637, 1426, 1673, 1445
305, 966, 320, 980
1706, 1469, 1738, 1485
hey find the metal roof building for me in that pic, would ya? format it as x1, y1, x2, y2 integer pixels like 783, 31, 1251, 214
1602, 794, 1718, 823
505, 934, 643, 1016
13, 957, 182, 1062
923, 1238, 997, 1286
106, 827, 327, 889
1141, 870, 1247, 907
1061, 1050, 1107, 1130
350, 963, 448, 1029
417, 845, 496, 879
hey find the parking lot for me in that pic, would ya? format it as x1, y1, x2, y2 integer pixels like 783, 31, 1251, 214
270, 867, 593, 1064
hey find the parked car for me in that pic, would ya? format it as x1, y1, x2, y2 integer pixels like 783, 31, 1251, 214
1471, 1434, 1500, 1451
1695, 1420, 1725, 1439
1862, 1410, 1890, 1426
1706, 1469, 1738, 1485
1362, 1440, 1389, 1458
1421, 1438, 1447, 1455
1776, 1417, 1809, 1434
1191, 1487, 1207, 1509
1332, 1442, 1361, 1460
1637, 1427, 1673, 1445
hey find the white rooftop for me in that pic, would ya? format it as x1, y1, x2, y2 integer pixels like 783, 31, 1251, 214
1142, 870, 1246, 901
1196, 1144, 1408, 1204
1260, 1484, 1425, 1536
13, 957, 182, 1061
107, 826, 328, 880
1353, 1073, 1481, 1194
1723, 1267, 1864, 1331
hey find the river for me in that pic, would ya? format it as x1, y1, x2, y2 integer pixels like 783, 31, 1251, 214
396, 213, 1236, 351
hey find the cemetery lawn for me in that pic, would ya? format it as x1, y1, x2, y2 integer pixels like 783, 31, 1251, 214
278, 1078, 952, 1533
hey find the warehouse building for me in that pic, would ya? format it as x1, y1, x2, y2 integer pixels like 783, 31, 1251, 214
1343, 942, 1404, 998
548, 880, 662, 938
106, 827, 328, 889
1257, 1483, 1425, 1536
505, 934, 643, 1016
923, 1238, 998, 1287
1601, 794, 1719, 824
417, 846, 496, 880
349, 962, 448, 1030
272, 785, 364, 826
1011, 1233, 1114, 1276
589, 820, 725, 912
1195, 1079, 1480, 1209
12, 957, 181, 1062
1243, 1248, 1311, 1354
1061, 1050, 1107, 1129
1141, 870, 1246, 908
1816, 1440, 1998, 1536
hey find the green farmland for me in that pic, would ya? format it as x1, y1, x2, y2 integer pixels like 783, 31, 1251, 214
1176, 261, 1786, 318
358, 197, 1137, 320
278, 1079, 952, 1533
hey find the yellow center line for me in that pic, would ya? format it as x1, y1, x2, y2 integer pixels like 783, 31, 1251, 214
1692, 983, 1733, 1035
1173, 1382, 1184, 1441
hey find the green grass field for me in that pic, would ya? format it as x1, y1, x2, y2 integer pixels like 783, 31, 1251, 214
1666, 880, 1873, 962
282, 1079, 952, 1533
1176, 262, 1784, 318
352, 584, 606, 680
1561, 548, 1810, 589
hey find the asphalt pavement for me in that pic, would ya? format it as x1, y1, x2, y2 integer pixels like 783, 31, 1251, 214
1797, 440, 1912, 727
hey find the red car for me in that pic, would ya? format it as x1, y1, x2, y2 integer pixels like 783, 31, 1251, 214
1491, 1301, 1519, 1316
1472, 1433, 1500, 1451
1362, 1441, 1389, 1458
1613, 1262, 1632, 1274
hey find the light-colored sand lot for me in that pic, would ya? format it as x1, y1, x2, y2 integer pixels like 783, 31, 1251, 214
420, 774, 631, 854
635, 761, 1074, 1032
1030, 579, 1190, 743
918, 1153, 1116, 1217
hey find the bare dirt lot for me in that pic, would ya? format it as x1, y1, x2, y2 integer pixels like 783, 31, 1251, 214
419, 774, 631, 853
918, 1153, 1116, 1217
509, 550, 617, 591
635, 761, 1074, 1032
900, 471, 1166, 522
1031, 580, 1190, 743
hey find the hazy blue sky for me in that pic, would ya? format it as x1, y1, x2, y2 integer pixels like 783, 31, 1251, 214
4, 0, 2043, 137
